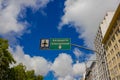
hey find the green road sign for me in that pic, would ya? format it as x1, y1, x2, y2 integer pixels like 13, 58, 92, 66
50, 38, 71, 50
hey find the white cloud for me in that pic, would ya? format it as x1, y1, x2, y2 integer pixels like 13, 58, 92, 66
0, 0, 49, 43
58, 0, 120, 48
9, 46, 95, 79
58, 75, 74, 80
64, 75, 74, 80
51, 53, 73, 77
73, 48, 82, 60
86, 53, 96, 68
9, 45, 51, 76
51, 53, 88, 80
73, 62, 85, 76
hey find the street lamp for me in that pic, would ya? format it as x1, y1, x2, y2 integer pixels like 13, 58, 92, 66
71, 43, 105, 69
71, 43, 106, 80
71, 43, 105, 63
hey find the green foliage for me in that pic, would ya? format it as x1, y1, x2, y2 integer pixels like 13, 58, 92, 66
26, 70, 35, 80
0, 38, 16, 79
10, 63, 26, 80
0, 38, 44, 80
0, 38, 43, 80
9, 63, 44, 80
0, 38, 16, 65
35, 75, 43, 80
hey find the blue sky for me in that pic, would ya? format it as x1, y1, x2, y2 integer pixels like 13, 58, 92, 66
0, 0, 119, 80
19, 0, 85, 61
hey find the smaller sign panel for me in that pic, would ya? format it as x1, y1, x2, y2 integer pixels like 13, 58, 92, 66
50, 38, 71, 50
40, 39, 49, 49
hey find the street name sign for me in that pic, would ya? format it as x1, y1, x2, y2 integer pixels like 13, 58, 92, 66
50, 38, 71, 50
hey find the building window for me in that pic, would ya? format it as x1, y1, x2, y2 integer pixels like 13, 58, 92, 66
119, 28, 120, 33
112, 57, 116, 63
108, 53, 110, 58
106, 46, 108, 51
114, 65, 118, 74
109, 60, 112, 66
118, 39, 120, 43
110, 49, 114, 54
119, 63, 120, 69
116, 52, 120, 58
115, 28, 120, 36
112, 36, 115, 42
111, 68, 114, 76
108, 41, 112, 47
114, 44, 118, 50
115, 32, 118, 36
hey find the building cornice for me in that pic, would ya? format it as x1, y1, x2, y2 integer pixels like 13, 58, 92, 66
102, 4, 120, 44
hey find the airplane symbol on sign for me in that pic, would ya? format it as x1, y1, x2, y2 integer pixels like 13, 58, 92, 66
40, 39, 49, 49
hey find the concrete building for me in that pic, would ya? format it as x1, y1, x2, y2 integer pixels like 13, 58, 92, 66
102, 4, 120, 80
85, 62, 98, 80
91, 62, 99, 80
94, 12, 114, 80
85, 67, 92, 80
81, 72, 85, 80
81, 77, 85, 80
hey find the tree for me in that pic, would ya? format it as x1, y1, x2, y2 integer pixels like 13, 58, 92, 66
0, 38, 44, 80
26, 69, 43, 80
26, 70, 35, 80
9, 63, 26, 80
35, 75, 43, 80
0, 38, 16, 79
9, 63, 44, 80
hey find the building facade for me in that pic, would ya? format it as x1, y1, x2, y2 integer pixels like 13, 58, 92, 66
85, 62, 98, 80
102, 4, 120, 80
81, 72, 86, 80
85, 67, 92, 80
94, 12, 114, 80
90, 62, 98, 80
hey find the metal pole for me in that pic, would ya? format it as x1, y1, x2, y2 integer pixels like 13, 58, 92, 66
71, 43, 100, 55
